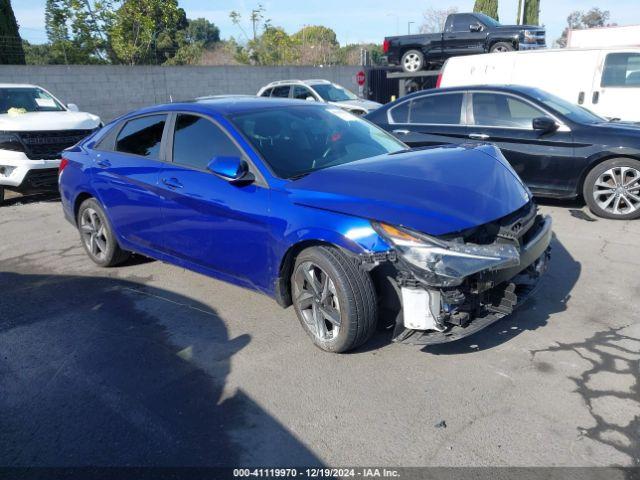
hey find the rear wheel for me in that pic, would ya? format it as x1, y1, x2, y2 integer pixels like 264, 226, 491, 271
490, 42, 515, 53
401, 49, 424, 73
291, 246, 377, 353
583, 158, 640, 220
77, 198, 130, 266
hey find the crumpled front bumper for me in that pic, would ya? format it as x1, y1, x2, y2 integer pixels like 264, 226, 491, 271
380, 214, 553, 345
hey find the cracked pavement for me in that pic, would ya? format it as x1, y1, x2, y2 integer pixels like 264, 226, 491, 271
0, 193, 639, 467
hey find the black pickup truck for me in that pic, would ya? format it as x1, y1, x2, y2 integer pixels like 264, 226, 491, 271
383, 12, 546, 72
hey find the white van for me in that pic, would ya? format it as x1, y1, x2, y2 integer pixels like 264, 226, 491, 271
438, 48, 640, 122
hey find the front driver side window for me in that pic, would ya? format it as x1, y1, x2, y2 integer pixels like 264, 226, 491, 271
472, 93, 544, 129
172, 114, 243, 171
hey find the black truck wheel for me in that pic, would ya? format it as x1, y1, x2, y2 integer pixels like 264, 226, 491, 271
291, 246, 377, 353
401, 50, 424, 73
490, 42, 515, 53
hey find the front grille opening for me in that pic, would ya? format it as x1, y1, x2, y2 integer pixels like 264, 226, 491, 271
17, 130, 94, 160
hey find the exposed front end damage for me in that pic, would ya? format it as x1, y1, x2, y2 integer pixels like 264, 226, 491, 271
362, 202, 552, 345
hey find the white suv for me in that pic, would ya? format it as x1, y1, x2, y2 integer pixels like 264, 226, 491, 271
257, 79, 382, 115
0, 84, 101, 203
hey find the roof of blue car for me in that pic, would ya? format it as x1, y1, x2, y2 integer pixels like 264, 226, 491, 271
133, 97, 321, 117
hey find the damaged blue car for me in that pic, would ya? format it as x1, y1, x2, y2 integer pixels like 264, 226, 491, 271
59, 98, 552, 353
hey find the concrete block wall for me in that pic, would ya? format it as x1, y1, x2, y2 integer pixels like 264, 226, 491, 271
0, 65, 362, 121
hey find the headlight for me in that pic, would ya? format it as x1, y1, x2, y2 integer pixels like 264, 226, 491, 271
373, 222, 520, 286
0, 132, 24, 152
523, 30, 536, 43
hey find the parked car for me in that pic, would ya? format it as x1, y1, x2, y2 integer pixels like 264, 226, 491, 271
59, 98, 551, 352
365, 85, 640, 220
383, 12, 546, 73
257, 79, 381, 115
438, 47, 640, 122
0, 83, 101, 204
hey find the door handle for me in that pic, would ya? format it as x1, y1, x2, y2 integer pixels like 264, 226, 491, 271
592, 91, 600, 104
96, 159, 111, 168
393, 129, 410, 135
578, 92, 585, 104
162, 177, 183, 189
469, 133, 490, 140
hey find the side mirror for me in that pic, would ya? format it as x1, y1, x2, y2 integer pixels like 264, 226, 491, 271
532, 116, 558, 133
305, 96, 316, 102
207, 156, 254, 184
470, 24, 482, 32
67, 103, 80, 112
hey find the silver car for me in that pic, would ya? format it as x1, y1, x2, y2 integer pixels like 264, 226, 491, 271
257, 79, 382, 115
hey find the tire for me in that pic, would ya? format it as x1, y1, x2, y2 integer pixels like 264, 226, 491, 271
77, 197, 130, 267
0, 186, 4, 205
401, 49, 424, 73
291, 246, 377, 353
490, 42, 515, 53
583, 158, 640, 220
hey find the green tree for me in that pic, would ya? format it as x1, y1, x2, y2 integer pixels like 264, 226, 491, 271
516, 0, 540, 25
22, 40, 54, 64
250, 26, 297, 65
473, 0, 499, 22
45, 0, 117, 64
109, 0, 188, 64
0, 0, 25, 64
292, 25, 339, 65
185, 18, 220, 47
555, 7, 612, 47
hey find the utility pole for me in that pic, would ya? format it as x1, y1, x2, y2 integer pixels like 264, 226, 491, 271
408, 21, 415, 34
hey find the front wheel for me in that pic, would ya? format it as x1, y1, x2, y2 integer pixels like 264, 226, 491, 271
401, 49, 424, 73
490, 42, 515, 53
77, 198, 131, 266
291, 246, 377, 353
583, 158, 640, 220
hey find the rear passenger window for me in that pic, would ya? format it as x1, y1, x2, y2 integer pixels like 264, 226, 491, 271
407, 94, 463, 125
116, 114, 166, 158
172, 114, 243, 170
271, 86, 291, 98
260, 88, 273, 97
602, 53, 640, 87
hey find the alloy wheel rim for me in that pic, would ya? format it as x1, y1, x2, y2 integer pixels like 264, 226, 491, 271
293, 261, 341, 341
403, 53, 421, 72
593, 166, 640, 215
494, 45, 509, 52
80, 208, 109, 260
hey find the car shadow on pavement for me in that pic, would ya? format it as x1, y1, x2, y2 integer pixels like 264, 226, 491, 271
0, 271, 322, 470
1, 192, 60, 207
423, 236, 580, 355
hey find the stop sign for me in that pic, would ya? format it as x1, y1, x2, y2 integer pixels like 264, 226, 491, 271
356, 70, 366, 86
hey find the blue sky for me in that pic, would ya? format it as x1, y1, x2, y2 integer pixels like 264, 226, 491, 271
13, 0, 640, 47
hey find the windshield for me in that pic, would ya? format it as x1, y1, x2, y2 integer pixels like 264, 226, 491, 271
475, 13, 500, 27
0, 87, 65, 114
529, 89, 605, 124
230, 105, 406, 179
312, 83, 358, 102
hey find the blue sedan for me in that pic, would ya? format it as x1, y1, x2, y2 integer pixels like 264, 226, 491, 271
59, 98, 552, 352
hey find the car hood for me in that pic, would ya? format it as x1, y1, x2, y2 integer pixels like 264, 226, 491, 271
329, 99, 382, 113
285, 144, 531, 236
0, 111, 101, 131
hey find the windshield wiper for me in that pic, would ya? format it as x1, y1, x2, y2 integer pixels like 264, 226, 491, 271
288, 172, 311, 181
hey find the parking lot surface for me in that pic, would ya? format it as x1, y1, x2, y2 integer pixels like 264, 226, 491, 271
1, 193, 639, 468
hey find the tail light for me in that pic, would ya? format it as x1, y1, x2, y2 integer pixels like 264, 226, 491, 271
383, 39, 390, 54
59, 157, 69, 175
435, 72, 443, 88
